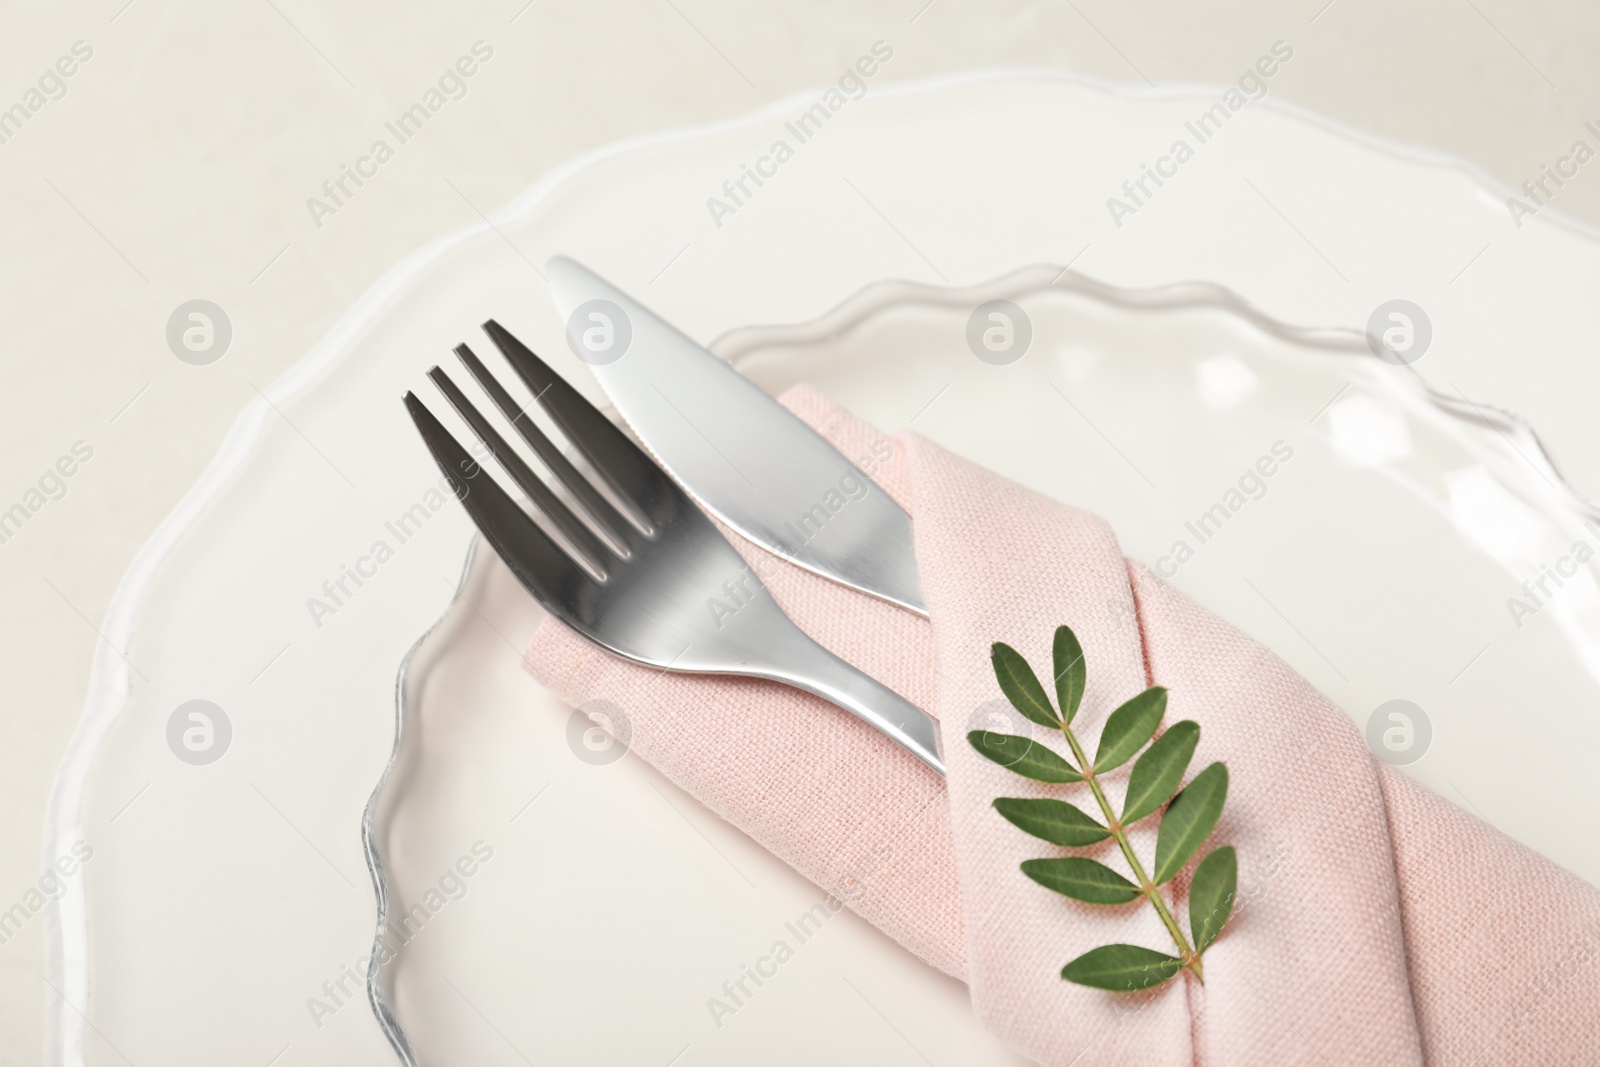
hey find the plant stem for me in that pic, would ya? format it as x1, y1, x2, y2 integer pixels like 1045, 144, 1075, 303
1057, 722, 1204, 983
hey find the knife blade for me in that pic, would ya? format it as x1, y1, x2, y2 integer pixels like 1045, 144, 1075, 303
544, 255, 927, 615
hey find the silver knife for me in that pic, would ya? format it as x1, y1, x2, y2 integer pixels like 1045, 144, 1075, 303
544, 256, 927, 615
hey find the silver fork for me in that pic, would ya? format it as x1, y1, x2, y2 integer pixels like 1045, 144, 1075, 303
403, 320, 945, 775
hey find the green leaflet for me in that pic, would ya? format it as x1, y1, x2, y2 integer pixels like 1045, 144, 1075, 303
1121, 720, 1200, 825
967, 731, 1084, 783
1093, 686, 1167, 773
1061, 943, 1184, 991
991, 642, 1060, 728
1153, 763, 1229, 885
1052, 625, 1087, 724
1020, 857, 1141, 905
1188, 846, 1237, 954
993, 797, 1110, 847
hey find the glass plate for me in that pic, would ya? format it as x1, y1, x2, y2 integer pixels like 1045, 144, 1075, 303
371, 266, 1600, 1061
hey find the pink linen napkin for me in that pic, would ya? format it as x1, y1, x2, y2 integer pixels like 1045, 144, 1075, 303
525, 386, 1600, 1066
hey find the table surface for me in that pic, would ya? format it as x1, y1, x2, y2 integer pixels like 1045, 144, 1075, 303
3, 2, 1599, 1063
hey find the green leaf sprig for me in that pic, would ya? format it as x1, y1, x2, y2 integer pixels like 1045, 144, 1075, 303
969, 625, 1235, 991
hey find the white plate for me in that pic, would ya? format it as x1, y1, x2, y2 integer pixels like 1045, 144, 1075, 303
48, 70, 1600, 1066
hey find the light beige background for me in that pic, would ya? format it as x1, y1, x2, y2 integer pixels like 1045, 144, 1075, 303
1, 0, 1596, 1062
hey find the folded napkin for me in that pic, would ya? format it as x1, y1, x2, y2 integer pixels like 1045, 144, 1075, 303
525, 386, 1600, 1066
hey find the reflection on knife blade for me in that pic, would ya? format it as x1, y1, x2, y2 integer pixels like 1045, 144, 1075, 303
544, 255, 927, 615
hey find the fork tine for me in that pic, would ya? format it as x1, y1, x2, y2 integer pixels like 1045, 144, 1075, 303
452, 343, 635, 556
481, 319, 665, 534
426, 367, 613, 575
404, 391, 601, 607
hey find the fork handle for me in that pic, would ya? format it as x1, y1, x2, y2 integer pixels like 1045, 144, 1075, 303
747, 636, 945, 776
